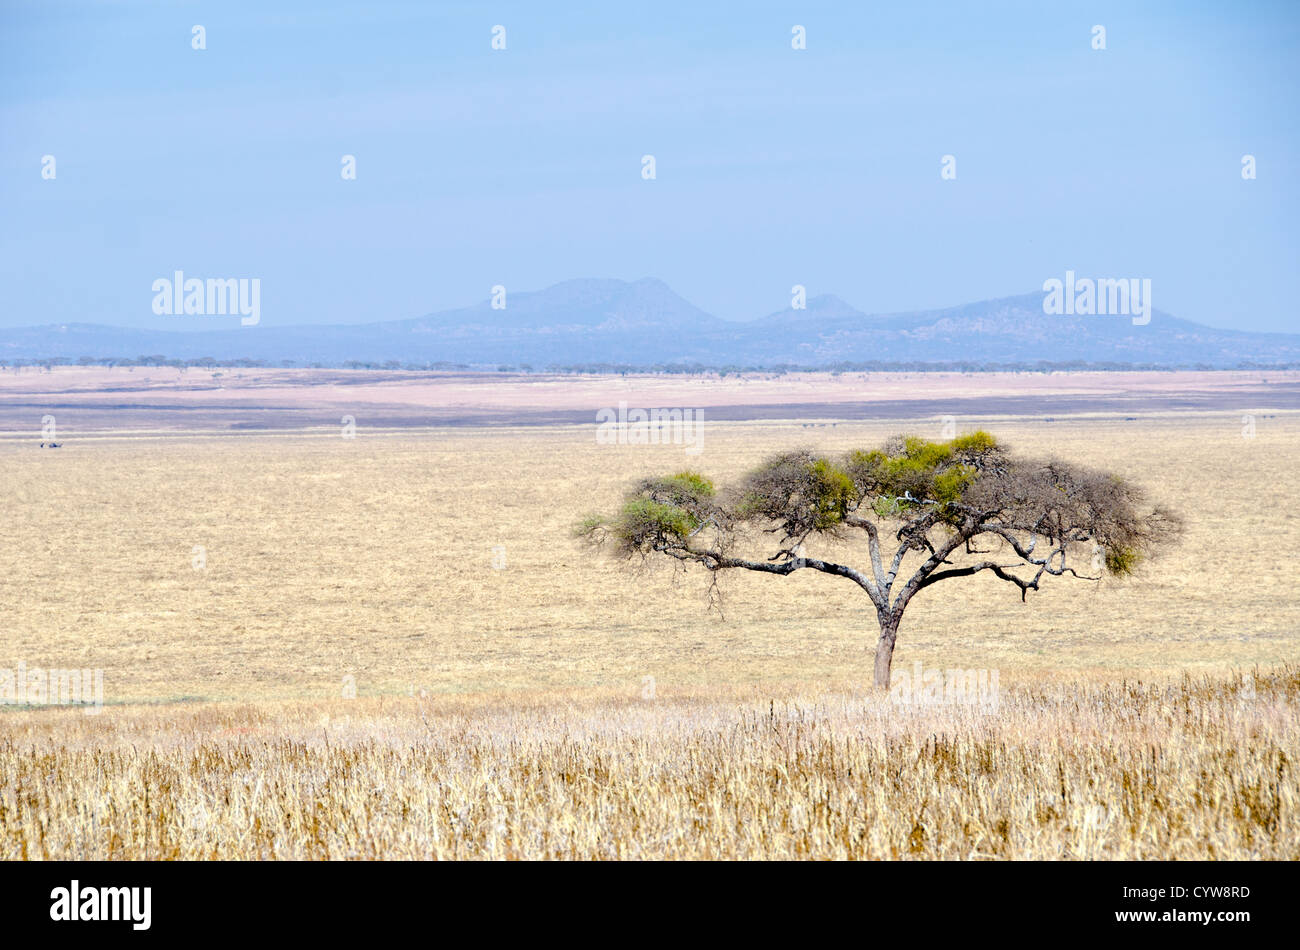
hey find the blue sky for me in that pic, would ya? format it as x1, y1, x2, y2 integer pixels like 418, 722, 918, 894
1, 1, 1297, 331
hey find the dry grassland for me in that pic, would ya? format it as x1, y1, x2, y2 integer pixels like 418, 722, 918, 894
2, 412, 1296, 700
0, 671, 1294, 859
0, 409, 1297, 858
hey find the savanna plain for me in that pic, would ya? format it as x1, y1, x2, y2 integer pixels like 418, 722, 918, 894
0, 371, 1297, 859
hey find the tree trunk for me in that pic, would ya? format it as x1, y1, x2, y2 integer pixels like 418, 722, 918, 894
873, 617, 899, 690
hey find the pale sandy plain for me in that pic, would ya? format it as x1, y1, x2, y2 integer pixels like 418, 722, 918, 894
0, 365, 1296, 429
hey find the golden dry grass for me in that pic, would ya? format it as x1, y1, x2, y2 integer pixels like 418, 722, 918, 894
1, 412, 1296, 701
1, 669, 1294, 859
0, 408, 1297, 858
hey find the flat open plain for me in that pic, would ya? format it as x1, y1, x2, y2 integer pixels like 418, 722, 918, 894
0, 366, 1297, 430
0, 369, 1295, 858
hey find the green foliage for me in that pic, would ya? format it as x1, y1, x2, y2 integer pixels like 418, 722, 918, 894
950, 430, 998, 453
809, 458, 855, 528
584, 468, 722, 554
576, 470, 719, 555
724, 432, 1002, 537
898, 435, 957, 469
732, 452, 855, 536
932, 463, 976, 503
654, 471, 715, 499
621, 498, 699, 537
847, 430, 999, 520
1104, 545, 1142, 576
733, 490, 765, 520
871, 494, 903, 518
579, 429, 1179, 600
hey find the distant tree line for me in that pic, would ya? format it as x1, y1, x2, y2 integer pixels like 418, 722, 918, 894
532, 359, 1300, 375
0, 356, 1296, 374
0, 356, 477, 372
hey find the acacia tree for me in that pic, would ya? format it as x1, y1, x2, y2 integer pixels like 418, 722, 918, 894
579, 432, 1180, 689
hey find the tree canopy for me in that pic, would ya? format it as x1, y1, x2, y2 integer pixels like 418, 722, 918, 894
579, 431, 1180, 688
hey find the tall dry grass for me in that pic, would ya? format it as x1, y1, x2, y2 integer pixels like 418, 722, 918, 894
1, 667, 1294, 859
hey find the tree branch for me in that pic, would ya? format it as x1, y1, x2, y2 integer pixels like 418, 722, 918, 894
665, 546, 884, 605
915, 560, 1039, 601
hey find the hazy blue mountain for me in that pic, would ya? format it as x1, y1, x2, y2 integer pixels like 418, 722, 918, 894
1, 280, 1296, 368
739, 293, 1300, 365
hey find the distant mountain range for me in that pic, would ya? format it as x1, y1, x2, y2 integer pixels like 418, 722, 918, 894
2, 278, 1297, 369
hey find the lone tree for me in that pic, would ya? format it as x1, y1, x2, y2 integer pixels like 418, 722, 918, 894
578, 432, 1180, 689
